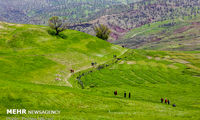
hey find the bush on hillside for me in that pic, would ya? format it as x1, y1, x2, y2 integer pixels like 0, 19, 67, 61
94, 24, 111, 41
48, 16, 68, 35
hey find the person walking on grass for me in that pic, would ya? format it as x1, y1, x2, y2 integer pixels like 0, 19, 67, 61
124, 91, 126, 98
114, 90, 117, 96
165, 98, 168, 104
161, 98, 164, 103
168, 99, 170, 105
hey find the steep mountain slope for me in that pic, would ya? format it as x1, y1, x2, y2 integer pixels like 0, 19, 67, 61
116, 16, 200, 50
70, 0, 200, 41
0, 0, 141, 24
0, 22, 200, 120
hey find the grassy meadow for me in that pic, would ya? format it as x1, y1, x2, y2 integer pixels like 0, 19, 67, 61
0, 22, 200, 120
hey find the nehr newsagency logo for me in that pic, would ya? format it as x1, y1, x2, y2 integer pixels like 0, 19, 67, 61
7, 109, 60, 115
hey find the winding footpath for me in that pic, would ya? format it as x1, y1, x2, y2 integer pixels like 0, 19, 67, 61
64, 49, 129, 87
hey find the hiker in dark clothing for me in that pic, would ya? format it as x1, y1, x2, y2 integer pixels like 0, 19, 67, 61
124, 92, 126, 98
173, 104, 176, 107
129, 92, 131, 98
168, 100, 170, 105
91, 62, 95, 66
117, 58, 121, 61
70, 69, 74, 73
165, 99, 168, 104
161, 98, 164, 103
114, 90, 117, 96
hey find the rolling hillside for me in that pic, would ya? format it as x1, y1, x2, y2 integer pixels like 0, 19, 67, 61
73, 49, 200, 119
0, 21, 125, 87
0, 22, 200, 119
116, 16, 200, 51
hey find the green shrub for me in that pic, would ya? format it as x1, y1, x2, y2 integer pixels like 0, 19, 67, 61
94, 24, 111, 41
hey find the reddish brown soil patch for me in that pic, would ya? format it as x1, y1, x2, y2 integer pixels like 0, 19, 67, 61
171, 36, 185, 39
150, 36, 162, 42
153, 37, 162, 42
110, 32, 119, 40
174, 26, 193, 34
110, 25, 127, 33
191, 22, 200, 26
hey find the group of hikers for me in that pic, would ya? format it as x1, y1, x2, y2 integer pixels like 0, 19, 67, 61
114, 91, 176, 107
161, 98, 176, 107
114, 90, 131, 98
161, 98, 170, 104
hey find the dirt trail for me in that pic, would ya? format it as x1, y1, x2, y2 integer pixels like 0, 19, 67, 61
131, 28, 151, 38
179, 18, 185, 22
64, 49, 128, 87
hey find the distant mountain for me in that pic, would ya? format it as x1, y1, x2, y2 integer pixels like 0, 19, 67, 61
115, 17, 200, 51
70, 0, 200, 42
0, 0, 141, 24
1, 0, 200, 51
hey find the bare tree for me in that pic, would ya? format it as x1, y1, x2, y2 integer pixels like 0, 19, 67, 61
48, 16, 68, 35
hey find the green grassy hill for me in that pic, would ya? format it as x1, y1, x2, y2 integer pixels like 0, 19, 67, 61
77, 50, 200, 119
0, 21, 125, 87
0, 22, 200, 120
116, 16, 200, 51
